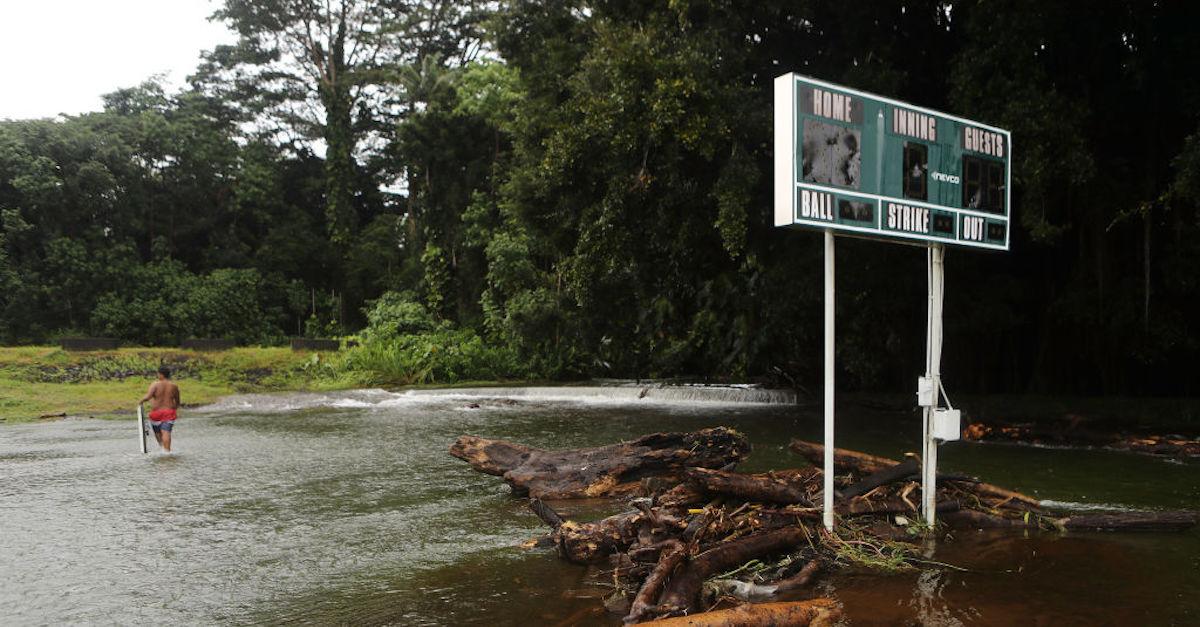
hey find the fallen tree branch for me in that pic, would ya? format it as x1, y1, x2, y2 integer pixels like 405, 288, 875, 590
658, 526, 808, 614
951, 480, 1044, 511
941, 509, 1032, 529
841, 458, 920, 498
529, 498, 564, 529
706, 558, 822, 601
624, 539, 685, 623
647, 599, 842, 626
790, 439, 1043, 513
789, 439, 897, 475
836, 498, 959, 517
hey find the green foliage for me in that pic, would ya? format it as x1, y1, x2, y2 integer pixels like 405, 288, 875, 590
421, 244, 452, 319
90, 263, 282, 345
361, 291, 438, 341
352, 288, 526, 385
342, 329, 525, 385
453, 61, 523, 132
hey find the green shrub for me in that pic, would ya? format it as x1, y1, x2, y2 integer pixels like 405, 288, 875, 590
361, 291, 437, 341
184, 268, 282, 343
342, 329, 525, 385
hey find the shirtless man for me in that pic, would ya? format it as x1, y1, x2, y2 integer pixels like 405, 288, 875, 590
140, 366, 181, 452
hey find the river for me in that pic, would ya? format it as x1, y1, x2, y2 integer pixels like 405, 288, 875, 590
1, 388, 1197, 625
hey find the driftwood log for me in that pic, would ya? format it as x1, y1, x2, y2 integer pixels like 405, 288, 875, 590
449, 427, 749, 498
647, 599, 842, 626
941, 508, 1200, 532
788, 439, 897, 474
683, 467, 816, 505
963, 417, 1200, 458
1059, 511, 1200, 532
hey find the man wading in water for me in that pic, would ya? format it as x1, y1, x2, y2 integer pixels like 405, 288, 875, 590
140, 366, 181, 452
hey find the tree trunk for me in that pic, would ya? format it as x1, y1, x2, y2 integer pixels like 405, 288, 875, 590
1060, 511, 1197, 532
941, 509, 1033, 529
450, 427, 750, 498
449, 436, 532, 476
321, 77, 357, 245
684, 467, 815, 505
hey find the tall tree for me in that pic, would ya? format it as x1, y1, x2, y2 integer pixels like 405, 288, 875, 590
201, 0, 487, 245
489, 0, 959, 381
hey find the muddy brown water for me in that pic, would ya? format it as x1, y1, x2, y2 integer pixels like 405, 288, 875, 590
1, 388, 1196, 625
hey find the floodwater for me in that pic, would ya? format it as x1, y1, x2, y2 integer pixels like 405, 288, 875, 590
1, 388, 1197, 626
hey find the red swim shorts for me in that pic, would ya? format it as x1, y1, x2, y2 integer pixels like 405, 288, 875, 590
149, 408, 177, 422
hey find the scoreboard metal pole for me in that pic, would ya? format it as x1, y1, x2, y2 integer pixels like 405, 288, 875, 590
823, 230, 835, 532
922, 244, 946, 527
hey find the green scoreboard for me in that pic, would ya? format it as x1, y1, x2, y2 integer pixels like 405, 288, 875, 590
774, 73, 1011, 250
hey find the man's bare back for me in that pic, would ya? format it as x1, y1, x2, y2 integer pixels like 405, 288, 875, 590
146, 379, 181, 411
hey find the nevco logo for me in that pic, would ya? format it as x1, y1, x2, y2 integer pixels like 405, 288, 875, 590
931, 171, 960, 184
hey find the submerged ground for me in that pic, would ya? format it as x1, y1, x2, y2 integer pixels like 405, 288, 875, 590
1, 389, 1197, 625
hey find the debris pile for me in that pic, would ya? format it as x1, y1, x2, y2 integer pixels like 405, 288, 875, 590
450, 428, 1198, 624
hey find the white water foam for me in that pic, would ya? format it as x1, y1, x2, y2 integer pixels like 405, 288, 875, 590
400, 385, 797, 406
195, 384, 798, 414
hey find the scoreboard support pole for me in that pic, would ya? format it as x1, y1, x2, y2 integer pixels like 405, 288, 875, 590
921, 243, 946, 527
823, 230, 836, 532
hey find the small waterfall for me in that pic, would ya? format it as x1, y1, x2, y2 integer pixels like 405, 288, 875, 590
198, 383, 798, 413
406, 383, 798, 405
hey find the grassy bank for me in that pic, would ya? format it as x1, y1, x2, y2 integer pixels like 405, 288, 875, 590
9, 344, 1196, 434
0, 346, 365, 422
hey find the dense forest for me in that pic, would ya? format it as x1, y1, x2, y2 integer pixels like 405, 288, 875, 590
2, 0, 1199, 396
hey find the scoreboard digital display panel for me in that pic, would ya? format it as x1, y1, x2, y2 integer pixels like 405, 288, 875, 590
774, 73, 1011, 250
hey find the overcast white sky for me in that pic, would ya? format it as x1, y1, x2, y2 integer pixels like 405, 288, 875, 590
0, 0, 235, 120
